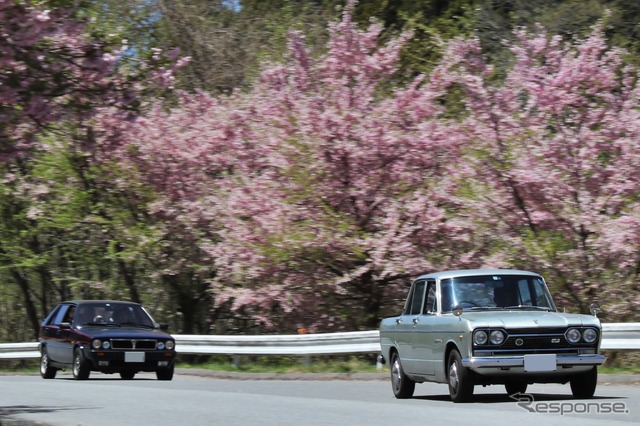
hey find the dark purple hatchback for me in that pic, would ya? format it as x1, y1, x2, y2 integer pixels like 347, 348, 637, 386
39, 300, 176, 380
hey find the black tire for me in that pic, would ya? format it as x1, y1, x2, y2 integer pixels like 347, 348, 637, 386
505, 381, 528, 396
40, 347, 57, 379
156, 365, 174, 381
570, 367, 597, 398
390, 352, 415, 398
447, 350, 474, 403
72, 348, 91, 380
120, 371, 136, 380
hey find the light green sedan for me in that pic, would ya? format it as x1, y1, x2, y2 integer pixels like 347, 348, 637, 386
378, 269, 606, 402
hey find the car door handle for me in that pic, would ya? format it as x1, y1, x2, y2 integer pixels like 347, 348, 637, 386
434, 338, 443, 344
412, 318, 419, 324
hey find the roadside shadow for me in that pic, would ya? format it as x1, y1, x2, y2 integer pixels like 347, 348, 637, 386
413, 393, 626, 403
0, 404, 96, 416
58, 375, 155, 381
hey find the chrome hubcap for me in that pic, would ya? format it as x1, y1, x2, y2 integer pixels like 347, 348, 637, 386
73, 354, 80, 376
391, 358, 401, 391
449, 362, 459, 390
41, 353, 48, 374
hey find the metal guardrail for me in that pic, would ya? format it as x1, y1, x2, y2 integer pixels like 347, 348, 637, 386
1, 324, 638, 360
600, 323, 640, 351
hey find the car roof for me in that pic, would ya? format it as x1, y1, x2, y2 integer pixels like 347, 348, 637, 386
415, 269, 542, 281
60, 300, 141, 306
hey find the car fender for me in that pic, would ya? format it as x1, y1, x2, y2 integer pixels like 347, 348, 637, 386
440, 340, 469, 383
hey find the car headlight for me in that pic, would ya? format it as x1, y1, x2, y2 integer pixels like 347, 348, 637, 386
566, 328, 581, 343
489, 330, 505, 345
92, 339, 111, 349
166, 340, 175, 350
157, 342, 165, 350
583, 328, 598, 343
473, 330, 488, 345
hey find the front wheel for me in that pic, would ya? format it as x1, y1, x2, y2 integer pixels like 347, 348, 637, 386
156, 365, 174, 381
447, 350, 474, 403
570, 367, 597, 398
72, 348, 90, 380
390, 352, 415, 398
40, 348, 57, 379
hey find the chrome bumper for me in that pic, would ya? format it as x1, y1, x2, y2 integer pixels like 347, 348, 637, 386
462, 354, 607, 369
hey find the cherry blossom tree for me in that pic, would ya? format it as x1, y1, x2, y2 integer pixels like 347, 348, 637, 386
450, 25, 640, 319
210, 28, 476, 330
0, 0, 182, 161
96, 3, 488, 331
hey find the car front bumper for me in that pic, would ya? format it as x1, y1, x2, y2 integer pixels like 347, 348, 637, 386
84, 348, 176, 372
462, 354, 606, 370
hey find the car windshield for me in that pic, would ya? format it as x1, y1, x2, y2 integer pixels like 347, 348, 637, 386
440, 274, 555, 313
74, 302, 156, 328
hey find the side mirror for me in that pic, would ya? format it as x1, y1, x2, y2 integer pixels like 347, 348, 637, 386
59, 322, 71, 329
589, 303, 601, 317
452, 305, 463, 318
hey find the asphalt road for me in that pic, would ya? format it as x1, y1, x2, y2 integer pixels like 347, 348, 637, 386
1, 371, 639, 426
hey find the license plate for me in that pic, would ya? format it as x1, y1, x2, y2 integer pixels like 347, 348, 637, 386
524, 354, 556, 372
125, 352, 145, 363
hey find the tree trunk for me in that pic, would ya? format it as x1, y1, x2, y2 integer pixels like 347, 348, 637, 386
10, 268, 40, 340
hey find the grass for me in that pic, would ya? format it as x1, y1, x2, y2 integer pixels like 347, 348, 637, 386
176, 355, 383, 374
600, 365, 640, 375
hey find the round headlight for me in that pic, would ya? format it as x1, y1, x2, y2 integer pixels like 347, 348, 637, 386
583, 328, 598, 343
489, 330, 505, 345
92, 339, 102, 349
166, 340, 175, 350
566, 328, 581, 343
157, 342, 165, 350
473, 330, 488, 345
102, 341, 111, 349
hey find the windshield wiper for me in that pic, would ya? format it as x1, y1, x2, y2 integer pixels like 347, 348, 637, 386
85, 322, 121, 326
503, 305, 551, 311
117, 322, 154, 328
466, 306, 505, 311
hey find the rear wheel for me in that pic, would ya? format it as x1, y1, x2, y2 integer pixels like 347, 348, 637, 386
447, 350, 474, 403
72, 348, 90, 380
505, 381, 528, 396
156, 365, 174, 381
40, 348, 57, 379
390, 352, 415, 398
570, 367, 597, 398
120, 371, 136, 380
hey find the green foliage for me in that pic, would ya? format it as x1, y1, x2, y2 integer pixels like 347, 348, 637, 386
177, 354, 381, 374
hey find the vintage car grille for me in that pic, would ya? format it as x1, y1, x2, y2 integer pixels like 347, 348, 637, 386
110, 339, 157, 350
473, 327, 598, 356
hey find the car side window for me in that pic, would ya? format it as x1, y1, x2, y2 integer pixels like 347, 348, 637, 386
424, 282, 437, 314
63, 306, 76, 323
409, 281, 426, 315
52, 305, 71, 325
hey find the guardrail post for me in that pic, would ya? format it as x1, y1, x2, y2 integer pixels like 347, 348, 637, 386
231, 355, 243, 369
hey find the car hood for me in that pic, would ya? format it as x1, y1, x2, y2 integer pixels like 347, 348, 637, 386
458, 310, 601, 329
76, 326, 173, 340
